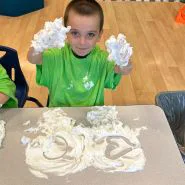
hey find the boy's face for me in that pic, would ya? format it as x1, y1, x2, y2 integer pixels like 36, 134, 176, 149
67, 10, 103, 57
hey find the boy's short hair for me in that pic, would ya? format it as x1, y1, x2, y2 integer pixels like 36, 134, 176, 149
64, 0, 104, 32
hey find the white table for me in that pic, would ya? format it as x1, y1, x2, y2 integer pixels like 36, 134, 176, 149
0, 105, 184, 185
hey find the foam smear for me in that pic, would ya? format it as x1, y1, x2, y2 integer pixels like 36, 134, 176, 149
22, 107, 147, 179
0, 120, 6, 148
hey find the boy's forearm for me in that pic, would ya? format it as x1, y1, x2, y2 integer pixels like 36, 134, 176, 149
0, 93, 9, 105
114, 62, 133, 75
27, 47, 42, 65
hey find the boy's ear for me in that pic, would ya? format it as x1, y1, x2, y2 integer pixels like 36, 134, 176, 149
97, 30, 103, 41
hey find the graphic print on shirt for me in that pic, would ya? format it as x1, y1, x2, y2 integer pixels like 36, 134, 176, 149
67, 81, 74, 90
83, 73, 94, 90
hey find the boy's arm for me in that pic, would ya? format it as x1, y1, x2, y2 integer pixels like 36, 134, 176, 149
27, 47, 42, 65
114, 61, 132, 75
0, 92, 9, 105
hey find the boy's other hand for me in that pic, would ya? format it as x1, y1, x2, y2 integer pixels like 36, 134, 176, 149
114, 61, 132, 75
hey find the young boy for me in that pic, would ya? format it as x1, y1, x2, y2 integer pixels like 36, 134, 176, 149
27, 0, 132, 107
0, 64, 18, 108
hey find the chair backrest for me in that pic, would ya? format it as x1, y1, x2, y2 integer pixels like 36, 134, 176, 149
0, 0, 44, 17
155, 91, 185, 162
155, 91, 185, 146
0, 45, 29, 107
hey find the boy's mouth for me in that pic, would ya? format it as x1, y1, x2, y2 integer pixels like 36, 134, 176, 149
72, 46, 91, 56
78, 48, 88, 50
76, 48, 89, 54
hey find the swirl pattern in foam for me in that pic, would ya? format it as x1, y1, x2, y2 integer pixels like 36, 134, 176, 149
22, 107, 147, 179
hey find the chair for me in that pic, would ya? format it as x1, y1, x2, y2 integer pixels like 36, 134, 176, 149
155, 91, 185, 163
46, 96, 49, 107
0, 45, 43, 108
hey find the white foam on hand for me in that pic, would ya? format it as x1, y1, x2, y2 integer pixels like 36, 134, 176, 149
31, 18, 71, 55
105, 33, 133, 67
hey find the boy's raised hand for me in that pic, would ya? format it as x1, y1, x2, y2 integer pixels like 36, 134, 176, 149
105, 33, 133, 75
28, 18, 71, 64
31, 18, 71, 56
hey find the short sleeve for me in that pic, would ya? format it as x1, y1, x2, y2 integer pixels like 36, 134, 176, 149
104, 61, 122, 89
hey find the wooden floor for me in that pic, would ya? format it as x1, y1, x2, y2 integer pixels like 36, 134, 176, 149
0, 0, 185, 107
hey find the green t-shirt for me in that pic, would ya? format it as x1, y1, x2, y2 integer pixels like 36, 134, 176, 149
36, 43, 121, 107
0, 64, 18, 108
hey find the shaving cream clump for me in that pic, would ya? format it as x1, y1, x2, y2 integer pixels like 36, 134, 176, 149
105, 33, 133, 67
31, 18, 71, 55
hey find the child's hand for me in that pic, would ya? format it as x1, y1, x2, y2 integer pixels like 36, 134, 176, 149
31, 18, 71, 55
114, 61, 133, 75
105, 33, 133, 68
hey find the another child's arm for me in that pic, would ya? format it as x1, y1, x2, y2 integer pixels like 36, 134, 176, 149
27, 47, 42, 65
0, 93, 9, 105
0, 65, 18, 107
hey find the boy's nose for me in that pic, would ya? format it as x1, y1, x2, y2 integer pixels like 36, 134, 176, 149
79, 37, 86, 45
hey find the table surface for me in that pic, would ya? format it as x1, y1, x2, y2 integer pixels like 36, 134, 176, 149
0, 105, 185, 185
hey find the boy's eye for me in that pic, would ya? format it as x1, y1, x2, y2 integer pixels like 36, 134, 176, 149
87, 33, 96, 39
70, 31, 80, 37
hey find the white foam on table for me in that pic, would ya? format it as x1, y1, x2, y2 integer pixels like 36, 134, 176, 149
0, 120, 6, 148
22, 107, 147, 179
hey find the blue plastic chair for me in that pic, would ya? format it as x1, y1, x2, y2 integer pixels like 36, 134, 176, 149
155, 91, 185, 163
0, 45, 43, 108
0, 0, 44, 17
